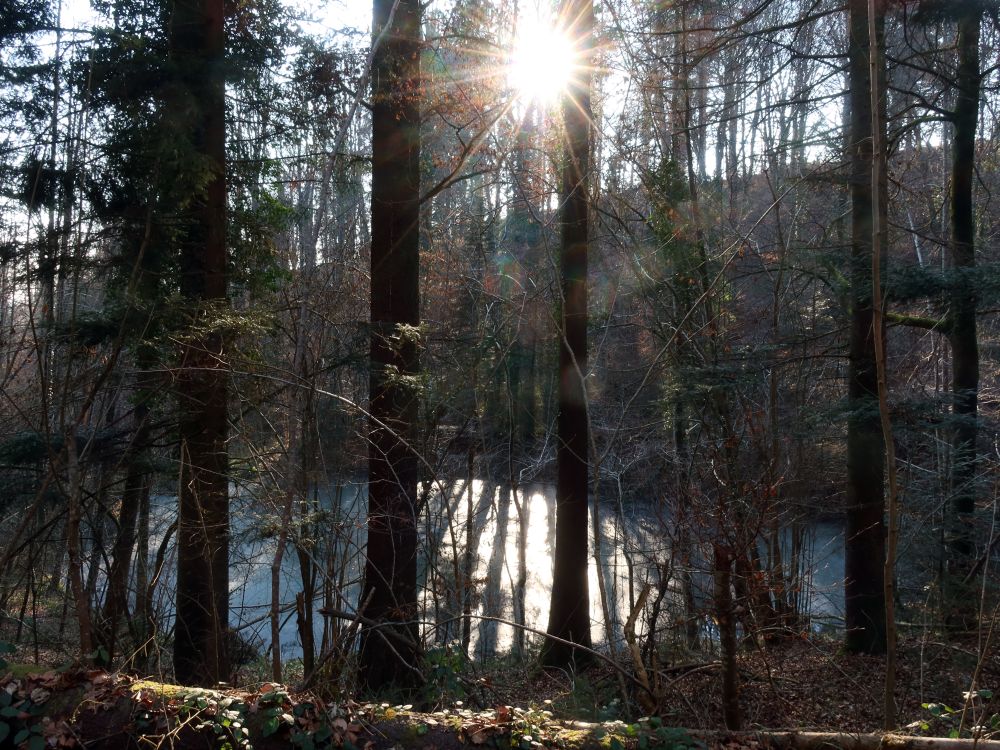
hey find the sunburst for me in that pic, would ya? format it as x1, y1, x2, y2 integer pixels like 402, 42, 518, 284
507, 6, 578, 106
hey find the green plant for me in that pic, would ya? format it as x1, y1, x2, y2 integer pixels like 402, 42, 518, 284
171, 691, 251, 750
289, 701, 336, 750
422, 646, 467, 707
918, 692, 999, 739
509, 704, 552, 749
257, 687, 295, 738
0, 685, 47, 750
263, 693, 344, 750
549, 674, 619, 722
635, 718, 703, 750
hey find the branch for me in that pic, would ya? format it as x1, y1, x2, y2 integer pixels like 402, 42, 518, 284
886, 312, 950, 333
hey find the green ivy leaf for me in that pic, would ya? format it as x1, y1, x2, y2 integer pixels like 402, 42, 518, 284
314, 726, 332, 742
0, 723, 9, 742
29, 734, 45, 750
263, 717, 280, 737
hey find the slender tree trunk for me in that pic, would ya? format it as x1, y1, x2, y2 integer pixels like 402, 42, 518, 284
462, 447, 476, 656
866, 0, 898, 726
844, 0, 886, 655
102, 398, 150, 661
66, 432, 95, 658
135, 474, 152, 667
714, 543, 741, 731
513, 483, 528, 658
947, 6, 982, 626
358, 0, 422, 693
296, 538, 317, 676
270, 487, 295, 683
171, 0, 230, 686
541, 0, 594, 669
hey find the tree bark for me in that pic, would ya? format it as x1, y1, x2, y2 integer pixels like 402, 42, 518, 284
714, 544, 741, 731
358, 0, 423, 693
946, 5, 982, 624
844, 0, 886, 656
171, 0, 231, 687
101, 398, 151, 662
541, 0, 594, 669
65, 432, 95, 658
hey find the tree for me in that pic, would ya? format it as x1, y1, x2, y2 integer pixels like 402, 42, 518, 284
844, 0, 887, 655
358, 0, 423, 692
541, 0, 594, 669
169, 0, 231, 686
943, 0, 989, 616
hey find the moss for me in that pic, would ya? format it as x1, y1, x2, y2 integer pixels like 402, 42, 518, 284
554, 728, 598, 748
129, 680, 224, 700
3, 662, 49, 678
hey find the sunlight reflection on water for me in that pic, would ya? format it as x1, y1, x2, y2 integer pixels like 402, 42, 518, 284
145, 481, 846, 660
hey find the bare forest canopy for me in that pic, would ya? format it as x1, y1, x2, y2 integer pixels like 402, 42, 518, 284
1, 0, 1000, 743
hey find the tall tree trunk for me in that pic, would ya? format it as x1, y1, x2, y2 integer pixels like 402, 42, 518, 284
171, 0, 230, 687
947, 5, 982, 626
134, 472, 152, 668
462, 447, 476, 656
865, 0, 898, 725
358, 0, 422, 693
714, 544, 741, 731
541, 0, 594, 669
66, 432, 95, 658
101, 397, 151, 662
844, 0, 886, 655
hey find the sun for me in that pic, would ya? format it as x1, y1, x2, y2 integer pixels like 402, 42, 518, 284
507, 12, 577, 106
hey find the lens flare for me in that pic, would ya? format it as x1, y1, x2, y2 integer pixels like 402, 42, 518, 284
507, 14, 576, 105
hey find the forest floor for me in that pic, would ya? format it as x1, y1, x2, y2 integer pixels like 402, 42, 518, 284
463, 634, 1000, 733
1, 635, 998, 749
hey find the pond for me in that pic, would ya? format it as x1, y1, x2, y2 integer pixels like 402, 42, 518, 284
145, 479, 850, 662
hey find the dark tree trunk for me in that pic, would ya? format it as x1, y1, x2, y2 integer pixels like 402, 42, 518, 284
462, 446, 475, 656
844, 0, 886, 655
101, 398, 151, 661
541, 0, 594, 669
947, 6, 981, 616
358, 0, 422, 693
170, 0, 230, 687
714, 544, 741, 731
